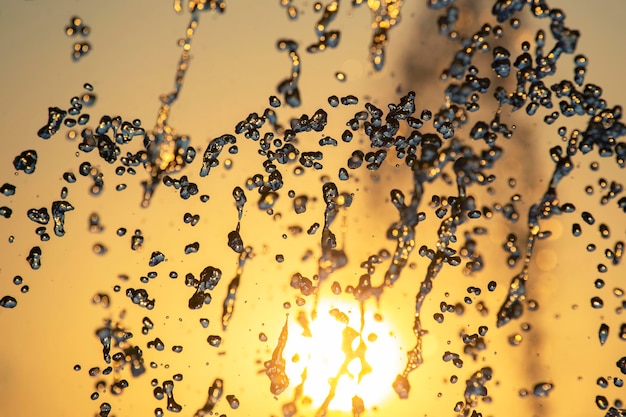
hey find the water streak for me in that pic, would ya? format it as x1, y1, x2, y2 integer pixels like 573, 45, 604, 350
276, 40, 302, 108
265, 316, 290, 395
307, 1, 341, 53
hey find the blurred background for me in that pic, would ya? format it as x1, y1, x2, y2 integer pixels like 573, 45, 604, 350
0, 1, 625, 416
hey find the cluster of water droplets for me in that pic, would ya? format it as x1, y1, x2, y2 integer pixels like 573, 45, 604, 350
272, 0, 405, 108
3, 0, 626, 416
65, 16, 91, 61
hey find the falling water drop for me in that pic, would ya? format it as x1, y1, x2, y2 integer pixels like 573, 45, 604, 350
599, 323, 609, 346
0, 296, 17, 309
533, 382, 554, 398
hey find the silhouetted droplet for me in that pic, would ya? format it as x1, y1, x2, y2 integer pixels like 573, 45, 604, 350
207, 335, 222, 347
591, 296, 604, 309
599, 323, 609, 346
582, 211, 595, 225
533, 382, 553, 398
226, 394, 240, 409
0, 296, 17, 308
13, 150, 38, 174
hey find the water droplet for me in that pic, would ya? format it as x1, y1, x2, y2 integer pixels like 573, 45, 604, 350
207, 335, 221, 347
0, 296, 17, 309
185, 242, 200, 254
148, 337, 165, 351
269, 95, 281, 108
148, 251, 166, 267
227, 230, 244, 253
226, 394, 240, 409
293, 195, 308, 214
599, 223, 610, 238
13, 150, 38, 174
508, 333, 523, 346
599, 323, 609, 345
582, 211, 595, 225
596, 395, 609, 410
0, 207, 13, 219
340, 95, 358, 105
26, 246, 42, 270
131, 230, 144, 251
1, 183, 16, 196
93, 243, 107, 255
533, 382, 553, 398
591, 297, 604, 309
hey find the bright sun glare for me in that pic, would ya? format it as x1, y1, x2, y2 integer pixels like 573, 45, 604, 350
283, 299, 404, 412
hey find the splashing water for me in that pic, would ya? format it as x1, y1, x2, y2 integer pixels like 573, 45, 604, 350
1, 1, 626, 417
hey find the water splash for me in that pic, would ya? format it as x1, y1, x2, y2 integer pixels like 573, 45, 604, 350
140, 3, 222, 207
4, 1, 626, 416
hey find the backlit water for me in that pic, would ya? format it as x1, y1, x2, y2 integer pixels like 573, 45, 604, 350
0, 1, 625, 416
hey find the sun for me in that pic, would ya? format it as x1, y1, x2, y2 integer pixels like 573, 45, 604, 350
282, 298, 404, 413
